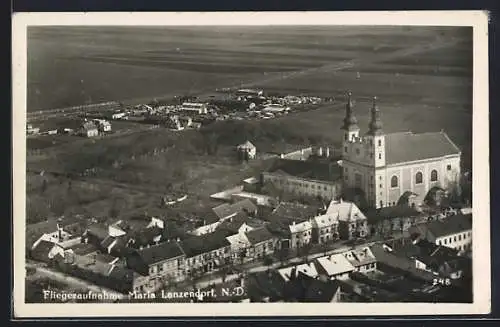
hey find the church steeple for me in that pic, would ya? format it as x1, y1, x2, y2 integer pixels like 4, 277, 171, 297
341, 91, 359, 131
367, 96, 383, 135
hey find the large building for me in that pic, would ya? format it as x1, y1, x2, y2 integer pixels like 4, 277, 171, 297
341, 92, 462, 209
262, 159, 343, 201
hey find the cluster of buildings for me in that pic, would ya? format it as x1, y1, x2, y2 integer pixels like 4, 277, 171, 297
237, 92, 463, 212
248, 219, 472, 303
28, 189, 472, 298
28, 90, 473, 302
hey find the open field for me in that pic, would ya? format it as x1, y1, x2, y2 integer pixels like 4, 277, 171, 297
26, 25, 472, 226
28, 26, 471, 111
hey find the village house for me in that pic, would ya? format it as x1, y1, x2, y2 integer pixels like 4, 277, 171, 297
315, 253, 356, 280
326, 200, 369, 240
366, 204, 423, 237
126, 240, 186, 293
79, 120, 99, 137
342, 247, 377, 273
180, 102, 208, 114
181, 230, 232, 276
390, 237, 467, 280
237, 141, 257, 160
92, 119, 112, 133
261, 159, 343, 201
310, 200, 341, 244
284, 272, 342, 303
369, 243, 436, 283
55, 249, 139, 294
30, 218, 84, 254
190, 199, 259, 237
278, 262, 320, 282
408, 213, 472, 253
30, 240, 66, 263
244, 226, 279, 260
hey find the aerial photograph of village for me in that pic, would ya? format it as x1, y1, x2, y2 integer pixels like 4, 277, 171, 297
24, 25, 473, 304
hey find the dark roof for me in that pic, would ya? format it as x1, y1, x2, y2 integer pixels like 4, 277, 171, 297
31, 240, 56, 260
303, 278, 341, 302
86, 224, 109, 241
245, 227, 275, 245
136, 241, 185, 265
95, 253, 118, 264
248, 270, 286, 300
271, 202, 320, 223
131, 226, 163, 246
181, 230, 231, 257
100, 236, 116, 249
265, 158, 342, 182
213, 199, 258, 220
392, 239, 458, 270
370, 244, 436, 282
367, 205, 421, 222
108, 266, 135, 282
216, 211, 250, 233
426, 213, 472, 238
68, 243, 98, 256
255, 142, 307, 155
385, 131, 461, 165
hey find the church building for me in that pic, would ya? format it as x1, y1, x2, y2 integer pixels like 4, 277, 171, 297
341, 92, 461, 209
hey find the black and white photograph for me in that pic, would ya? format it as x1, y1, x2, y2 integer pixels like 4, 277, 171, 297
12, 11, 490, 317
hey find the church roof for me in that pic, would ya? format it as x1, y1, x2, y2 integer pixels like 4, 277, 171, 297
385, 131, 461, 165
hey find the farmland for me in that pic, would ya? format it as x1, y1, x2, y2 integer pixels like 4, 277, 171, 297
26, 25, 472, 226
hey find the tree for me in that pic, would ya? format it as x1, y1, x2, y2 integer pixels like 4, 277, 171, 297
263, 255, 274, 271
41, 179, 48, 194
299, 243, 313, 263
277, 247, 290, 266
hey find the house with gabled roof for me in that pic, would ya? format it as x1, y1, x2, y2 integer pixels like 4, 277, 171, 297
126, 240, 186, 293
315, 253, 355, 280
326, 199, 369, 240
237, 140, 257, 160
181, 230, 232, 276
244, 226, 279, 260
408, 213, 472, 253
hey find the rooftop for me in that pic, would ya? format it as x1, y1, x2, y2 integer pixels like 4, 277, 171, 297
136, 241, 185, 265
385, 131, 461, 165
265, 159, 342, 182
237, 140, 256, 149
278, 262, 319, 282
343, 247, 377, 267
245, 227, 275, 245
425, 213, 472, 238
326, 200, 367, 222
212, 199, 258, 221
181, 230, 232, 257
316, 253, 355, 277
366, 205, 421, 222
271, 202, 320, 224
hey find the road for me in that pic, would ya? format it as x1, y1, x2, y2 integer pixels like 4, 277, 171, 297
172, 237, 396, 291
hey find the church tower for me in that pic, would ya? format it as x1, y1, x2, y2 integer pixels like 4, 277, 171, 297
365, 96, 385, 168
341, 92, 360, 146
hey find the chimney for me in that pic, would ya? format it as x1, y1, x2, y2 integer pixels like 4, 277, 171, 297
57, 224, 63, 241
